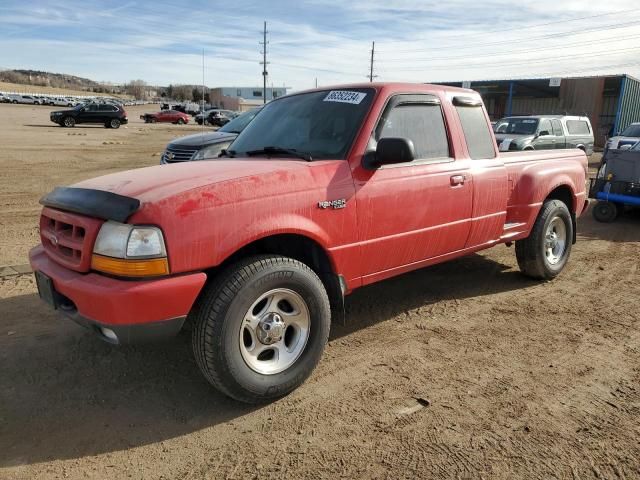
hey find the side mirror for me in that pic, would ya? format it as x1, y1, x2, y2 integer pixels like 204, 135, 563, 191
538, 130, 550, 137
374, 137, 416, 167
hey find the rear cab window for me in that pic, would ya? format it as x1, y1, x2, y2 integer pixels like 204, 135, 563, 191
566, 120, 591, 135
375, 94, 451, 162
453, 97, 496, 159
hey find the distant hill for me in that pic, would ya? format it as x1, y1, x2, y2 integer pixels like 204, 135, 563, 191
0, 69, 121, 94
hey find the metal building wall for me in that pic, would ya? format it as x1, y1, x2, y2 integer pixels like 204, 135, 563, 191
616, 75, 640, 133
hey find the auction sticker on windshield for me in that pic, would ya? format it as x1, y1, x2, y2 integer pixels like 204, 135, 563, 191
324, 90, 367, 104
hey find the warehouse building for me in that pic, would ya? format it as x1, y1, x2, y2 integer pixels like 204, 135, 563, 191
438, 74, 640, 148
210, 86, 288, 111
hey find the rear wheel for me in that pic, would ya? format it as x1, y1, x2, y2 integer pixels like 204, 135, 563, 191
63, 116, 75, 128
516, 199, 573, 280
592, 201, 618, 223
109, 118, 121, 129
191, 255, 331, 403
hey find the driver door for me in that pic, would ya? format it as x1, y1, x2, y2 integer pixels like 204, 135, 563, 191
353, 94, 473, 280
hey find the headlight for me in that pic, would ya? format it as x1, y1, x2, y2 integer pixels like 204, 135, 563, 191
92, 221, 169, 277
191, 143, 228, 161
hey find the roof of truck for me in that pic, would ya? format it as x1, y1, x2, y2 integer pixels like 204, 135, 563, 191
290, 82, 477, 97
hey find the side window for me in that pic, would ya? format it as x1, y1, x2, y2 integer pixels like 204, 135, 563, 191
455, 102, 496, 159
539, 119, 552, 135
376, 99, 450, 160
566, 120, 591, 135
551, 119, 563, 136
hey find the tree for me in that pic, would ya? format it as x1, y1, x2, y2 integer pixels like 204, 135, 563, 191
192, 87, 210, 103
172, 85, 192, 102
125, 79, 147, 100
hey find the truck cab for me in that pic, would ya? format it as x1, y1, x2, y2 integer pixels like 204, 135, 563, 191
30, 83, 588, 403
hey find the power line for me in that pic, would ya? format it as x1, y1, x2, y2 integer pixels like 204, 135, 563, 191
378, 32, 640, 65
376, 19, 640, 55
381, 46, 640, 72
419, 8, 640, 41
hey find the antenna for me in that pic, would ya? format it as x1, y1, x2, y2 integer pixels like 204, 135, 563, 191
368, 41, 378, 82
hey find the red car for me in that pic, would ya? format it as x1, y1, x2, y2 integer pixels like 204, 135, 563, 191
31, 83, 587, 403
140, 110, 189, 124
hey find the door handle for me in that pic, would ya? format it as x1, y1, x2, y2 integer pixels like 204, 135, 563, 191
450, 175, 466, 186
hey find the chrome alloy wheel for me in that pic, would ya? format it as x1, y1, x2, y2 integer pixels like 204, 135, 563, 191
544, 216, 567, 265
239, 288, 310, 375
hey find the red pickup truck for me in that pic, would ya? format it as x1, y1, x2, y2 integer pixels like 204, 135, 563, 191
30, 83, 588, 403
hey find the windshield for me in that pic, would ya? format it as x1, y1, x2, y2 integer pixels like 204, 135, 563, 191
219, 108, 261, 134
620, 125, 640, 137
228, 88, 375, 160
494, 118, 539, 135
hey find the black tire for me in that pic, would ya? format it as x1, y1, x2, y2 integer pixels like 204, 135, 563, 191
592, 201, 618, 223
177, 118, 185, 125
12, 100, 18, 104
191, 255, 331, 403
109, 118, 121, 129
515, 199, 573, 280
63, 116, 75, 128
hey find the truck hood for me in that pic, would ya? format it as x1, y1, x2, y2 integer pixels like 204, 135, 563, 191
73, 159, 311, 204
607, 136, 640, 149
169, 131, 237, 147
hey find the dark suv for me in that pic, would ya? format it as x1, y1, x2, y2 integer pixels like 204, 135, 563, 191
50, 103, 128, 128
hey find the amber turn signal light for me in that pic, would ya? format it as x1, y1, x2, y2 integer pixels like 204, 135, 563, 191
91, 254, 170, 277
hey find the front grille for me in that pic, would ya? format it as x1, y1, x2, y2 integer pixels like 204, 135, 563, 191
40, 207, 103, 272
162, 144, 199, 163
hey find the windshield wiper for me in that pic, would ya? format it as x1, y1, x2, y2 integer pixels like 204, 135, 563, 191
246, 146, 312, 162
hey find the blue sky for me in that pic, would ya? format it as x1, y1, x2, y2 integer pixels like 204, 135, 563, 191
1, 0, 639, 91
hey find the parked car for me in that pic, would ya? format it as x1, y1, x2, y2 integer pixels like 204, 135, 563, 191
10, 95, 41, 105
161, 108, 261, 164
160, 103, 170, 110
494, 115, 594, 155
30, 83, 587, 403
140, 110, 190, 124
207, 110, 233, 127
50, 103, 128, 128
605, 122, 640, 151
0, 93, 9, 103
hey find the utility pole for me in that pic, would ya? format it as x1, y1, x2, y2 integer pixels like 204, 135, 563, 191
201, 49, 205, 134
368, 41, 377, 82
260, 21, 269, 104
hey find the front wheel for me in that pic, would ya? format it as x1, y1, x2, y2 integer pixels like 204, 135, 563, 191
191, 255, 331, 403
63, 116, 75, 127
177, 118, 185, 124
515, 199, 573, 280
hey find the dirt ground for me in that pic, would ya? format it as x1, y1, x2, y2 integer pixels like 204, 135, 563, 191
0, 103, 638, 480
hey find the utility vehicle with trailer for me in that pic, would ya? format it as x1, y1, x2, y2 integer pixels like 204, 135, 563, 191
30, 83, 588, 403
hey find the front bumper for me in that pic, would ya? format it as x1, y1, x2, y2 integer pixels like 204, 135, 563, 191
29, 245, 207, 344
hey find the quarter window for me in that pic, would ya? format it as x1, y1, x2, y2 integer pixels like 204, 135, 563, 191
377, 99, 450, 160
455, 104, 496, 159
566, 120, 591, 135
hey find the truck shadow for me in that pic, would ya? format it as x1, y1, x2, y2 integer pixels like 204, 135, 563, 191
0, 252, 529, 467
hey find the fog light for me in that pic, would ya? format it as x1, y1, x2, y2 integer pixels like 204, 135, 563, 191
100, 327, 118, 343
